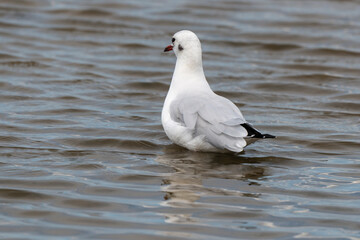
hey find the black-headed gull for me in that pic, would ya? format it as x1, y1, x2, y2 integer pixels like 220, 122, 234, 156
162, 30, 275, 153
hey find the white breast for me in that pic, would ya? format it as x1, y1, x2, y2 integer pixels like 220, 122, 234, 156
161, 101, 219, 152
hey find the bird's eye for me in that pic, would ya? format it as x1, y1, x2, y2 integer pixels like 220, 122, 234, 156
172, 38, 175, 43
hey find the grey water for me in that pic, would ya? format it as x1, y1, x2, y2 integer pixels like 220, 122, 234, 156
0, 0, 359, 239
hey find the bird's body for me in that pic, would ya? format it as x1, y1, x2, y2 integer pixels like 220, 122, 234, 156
162, 30, 274, 153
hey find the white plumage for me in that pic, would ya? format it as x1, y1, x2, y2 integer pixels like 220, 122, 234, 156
162, 30, 274, 153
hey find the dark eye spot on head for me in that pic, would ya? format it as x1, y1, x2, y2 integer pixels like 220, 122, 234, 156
178, 44, 184, 51
172, 38, 175, 43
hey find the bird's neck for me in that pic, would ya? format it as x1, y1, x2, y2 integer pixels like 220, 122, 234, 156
168, 55, 211, 97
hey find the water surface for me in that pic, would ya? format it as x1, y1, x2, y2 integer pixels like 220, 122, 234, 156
0, 0, 360, 239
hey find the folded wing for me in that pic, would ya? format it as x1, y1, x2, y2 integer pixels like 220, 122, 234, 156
170, 92, 249, 152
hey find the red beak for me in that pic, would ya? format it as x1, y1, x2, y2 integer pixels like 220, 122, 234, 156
164, 44, 173, 52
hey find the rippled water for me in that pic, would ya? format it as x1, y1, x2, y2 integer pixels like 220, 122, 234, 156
1, 0, 360, 239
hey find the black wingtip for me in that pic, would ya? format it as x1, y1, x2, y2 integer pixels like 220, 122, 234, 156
241, 123, 276, 139
262, 134, 276, 139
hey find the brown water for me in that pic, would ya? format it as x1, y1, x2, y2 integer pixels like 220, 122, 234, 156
1, 0, 360, 239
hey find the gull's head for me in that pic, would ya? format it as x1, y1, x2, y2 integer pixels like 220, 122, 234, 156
164, 30, 202, 59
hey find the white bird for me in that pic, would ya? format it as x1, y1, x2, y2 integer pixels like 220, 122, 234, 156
162, 30, 275, 153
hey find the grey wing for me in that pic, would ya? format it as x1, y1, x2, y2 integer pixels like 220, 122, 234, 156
170, 93, 249, 152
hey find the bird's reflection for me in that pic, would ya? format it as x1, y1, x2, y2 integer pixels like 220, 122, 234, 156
155, 144, 270, 223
